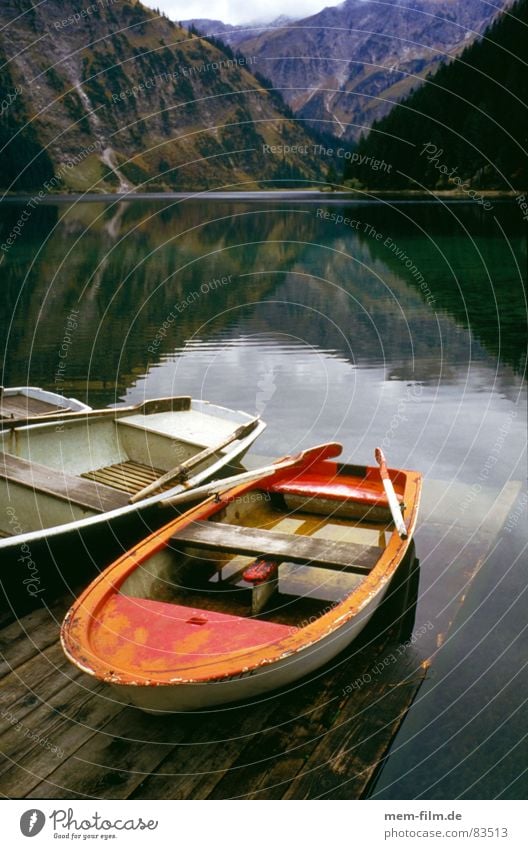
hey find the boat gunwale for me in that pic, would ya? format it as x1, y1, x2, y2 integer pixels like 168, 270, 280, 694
61, 455, 422, 687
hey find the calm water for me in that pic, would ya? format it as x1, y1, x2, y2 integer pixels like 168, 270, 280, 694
1, 196, 526, 797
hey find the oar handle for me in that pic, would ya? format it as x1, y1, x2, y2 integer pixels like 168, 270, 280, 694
375, 447, 408, 539
375, 447, 389, 478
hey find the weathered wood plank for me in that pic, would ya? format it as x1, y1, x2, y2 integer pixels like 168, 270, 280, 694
282, 654, 427, 799
0, 599, 71, 680
0, 677, 125, 798
24, 708, 191, 800
172, 521, 381, 574
82, 461, 171, 495
202, 644, 376, 800
0, 396, 65, 419
0, 642, 80, 718
129, 701, 280, 800
0, 452, 128, 513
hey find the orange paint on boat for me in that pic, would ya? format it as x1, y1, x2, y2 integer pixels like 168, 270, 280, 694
61, 445, 422, 698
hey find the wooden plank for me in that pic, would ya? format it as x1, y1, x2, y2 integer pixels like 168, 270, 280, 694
115, 464, 159, 482
172, 521, 381, 574
82, 461, 167, 495
0, 452, 128, 513
0, 643, 81, 719
0, 649, 87, 767
0, 678, 118, 797
0, 595, 127, 797
24, 707, 188, 800
282, 653, 426, 799
0, 598, 71, 680
129, 701, 280, 800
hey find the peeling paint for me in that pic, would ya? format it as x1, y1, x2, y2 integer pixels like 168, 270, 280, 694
60, 451, 422, 709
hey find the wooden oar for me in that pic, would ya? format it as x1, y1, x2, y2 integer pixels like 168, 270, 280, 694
129, 417, 261, 504
374, 447, 408, 539
0, 396, 191, 430
159, 442, 342, 509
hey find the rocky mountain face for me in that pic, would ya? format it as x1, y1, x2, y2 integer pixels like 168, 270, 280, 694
0, 0, 327, 192
189, 0, 512, 140
348, 0, 528, 191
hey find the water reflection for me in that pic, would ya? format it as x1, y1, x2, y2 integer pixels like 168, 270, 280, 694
2, 201, 525, 386
1, 198, 525, 463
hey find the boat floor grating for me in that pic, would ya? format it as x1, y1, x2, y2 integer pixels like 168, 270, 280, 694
81, 460, 168, 495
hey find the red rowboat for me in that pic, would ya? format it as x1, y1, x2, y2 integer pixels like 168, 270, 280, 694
61, 443, 422, 712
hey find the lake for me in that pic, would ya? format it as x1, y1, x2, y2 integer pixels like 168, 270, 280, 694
0, 194, 526, 797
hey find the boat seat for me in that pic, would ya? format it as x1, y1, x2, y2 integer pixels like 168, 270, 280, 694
171, 520, 381, 575
0, 451, 128, 513
91, 595, 293, 672
270, 474, 402, 506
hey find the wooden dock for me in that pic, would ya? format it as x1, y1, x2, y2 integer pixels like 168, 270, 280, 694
0, 549, 427, 800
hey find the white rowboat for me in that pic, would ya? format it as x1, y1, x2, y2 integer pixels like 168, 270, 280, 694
0, 397, 265, 560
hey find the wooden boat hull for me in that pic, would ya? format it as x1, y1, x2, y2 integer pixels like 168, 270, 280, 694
61, 447, 422, 712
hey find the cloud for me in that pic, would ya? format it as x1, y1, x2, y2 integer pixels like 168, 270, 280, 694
142, 0, 340, 26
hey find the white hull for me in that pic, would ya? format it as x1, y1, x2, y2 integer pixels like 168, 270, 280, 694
0, 400, 265, 554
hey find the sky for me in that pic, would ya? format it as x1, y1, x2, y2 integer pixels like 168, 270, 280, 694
142, 0, 342, 26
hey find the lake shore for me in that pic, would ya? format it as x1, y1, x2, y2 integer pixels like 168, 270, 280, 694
0, 188, 524, 204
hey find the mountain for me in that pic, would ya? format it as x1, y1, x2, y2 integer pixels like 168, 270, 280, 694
0, 0, 327, 192
188, 0, 512, 141
182, 17, 299, 45
345, 0, 528, 190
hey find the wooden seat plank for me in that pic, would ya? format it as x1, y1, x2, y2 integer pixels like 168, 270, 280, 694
0, 452, 128, 513
171, 521, 381, 575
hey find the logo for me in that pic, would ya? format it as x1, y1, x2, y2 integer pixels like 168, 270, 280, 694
20, 810, 46, 837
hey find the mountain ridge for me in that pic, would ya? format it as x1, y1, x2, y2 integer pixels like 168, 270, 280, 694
345, 0, 528, 190
0, 0, 328, 192
187, 0, 513, 141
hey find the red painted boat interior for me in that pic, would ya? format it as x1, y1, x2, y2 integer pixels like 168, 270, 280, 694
88, 595, 293, 674
271, 472, 403, 505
